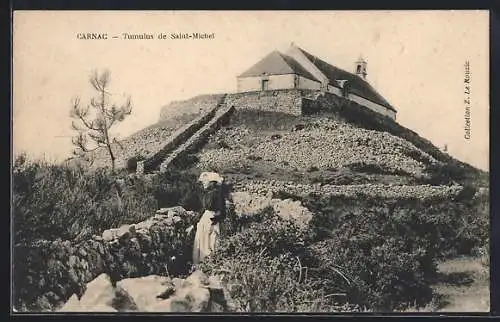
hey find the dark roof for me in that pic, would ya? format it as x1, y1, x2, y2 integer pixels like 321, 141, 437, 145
280, 53, 318, 81
297, 47, 396, 112
238, 50, 317, 80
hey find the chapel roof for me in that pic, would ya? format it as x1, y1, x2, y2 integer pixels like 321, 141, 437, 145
296, 47, 396, 112
237, 50, 317, 81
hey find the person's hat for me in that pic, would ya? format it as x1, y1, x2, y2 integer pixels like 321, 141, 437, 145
198, 172, 224, 189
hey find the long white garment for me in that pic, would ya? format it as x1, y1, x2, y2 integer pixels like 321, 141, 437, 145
192, 210, 220, 265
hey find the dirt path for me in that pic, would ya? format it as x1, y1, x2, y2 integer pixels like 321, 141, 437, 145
432, 256, 490, 312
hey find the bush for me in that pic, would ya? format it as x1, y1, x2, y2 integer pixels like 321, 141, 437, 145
199, 209, 361, 312
285, 191, 487, 310
307, 166, 319, 173
149, 169, 204, 211
171, 153, 200, 170
13, 158, 157, 244
217, 208, 312, 257
200, 251, 362, 312
300, 191, 487, 258
12, 156, 208, 244
308, 201, 440, 310
307, 203, 440, 311
423, 162, 467, 185
200, 202, 446, 311
126, 155, 145, 173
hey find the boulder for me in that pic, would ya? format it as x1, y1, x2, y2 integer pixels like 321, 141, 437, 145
116, 275, 172, 311
168, 283, 211, 312
231, 191, 312, 227
57, 271, 228, 313
182, 270, 209, 288
58, 274, 134, 312
75, 274, 115, 307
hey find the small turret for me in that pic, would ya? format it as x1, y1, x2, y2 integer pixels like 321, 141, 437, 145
355, 55, 367, 80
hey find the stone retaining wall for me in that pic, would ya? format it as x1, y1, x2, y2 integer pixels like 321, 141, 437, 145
225, 89, 307, 116
141, 96, 226, 173
13, 206, 198, 312
233, 180, 464, 200
159, 104, 236, 172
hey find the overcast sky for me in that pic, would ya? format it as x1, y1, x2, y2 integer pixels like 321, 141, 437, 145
13, 10, 489, 171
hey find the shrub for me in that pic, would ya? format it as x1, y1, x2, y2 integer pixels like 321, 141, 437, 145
424, 162, 467, 185
12, 156, 208, 244
200, 251, 362, 312
126, 155, 145, 173
285, 191, 488, 310
308, 236, 435, 311
13, 158, 156, 244
307, 166, 319, 173
215, 209, 312, 258
199, 209, 360, 312
150, 169, 204, 211
171, 153, 200, 170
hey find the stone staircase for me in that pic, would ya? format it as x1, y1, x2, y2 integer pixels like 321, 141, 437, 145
159, 103, 235, 172
137, 94, 234, 174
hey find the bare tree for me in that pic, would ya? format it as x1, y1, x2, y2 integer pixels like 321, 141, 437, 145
70, 69, 132, 171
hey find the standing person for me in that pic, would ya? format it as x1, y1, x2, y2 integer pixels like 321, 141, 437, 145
191, 172, 224, 266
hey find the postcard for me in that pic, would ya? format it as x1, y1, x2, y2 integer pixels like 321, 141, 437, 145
12, 10, 490, 313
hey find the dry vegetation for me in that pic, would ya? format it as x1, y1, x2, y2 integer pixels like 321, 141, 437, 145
13, 106, 489, 312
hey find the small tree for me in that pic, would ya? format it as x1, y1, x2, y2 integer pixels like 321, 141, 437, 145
70, 69, 132, 170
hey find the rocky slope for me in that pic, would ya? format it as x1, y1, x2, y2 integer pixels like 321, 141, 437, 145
67, 94, 224, 170
158, 94, 225, 123
195, 112, 442, 183
66, 115, 195, 170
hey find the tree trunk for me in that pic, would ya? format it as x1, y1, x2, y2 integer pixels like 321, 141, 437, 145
107, 144, 116, 171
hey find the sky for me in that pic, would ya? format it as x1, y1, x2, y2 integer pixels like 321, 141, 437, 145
13, 10, 489, 171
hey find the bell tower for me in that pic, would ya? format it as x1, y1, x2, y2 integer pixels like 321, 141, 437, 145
355, 55, 367, 80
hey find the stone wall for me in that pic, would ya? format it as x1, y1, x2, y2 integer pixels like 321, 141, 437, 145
160, 104, 235, 172
13, 206, 199, 312
142, 95, 226, 173
233, 180, 464, 201
225, 89, 306, 116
